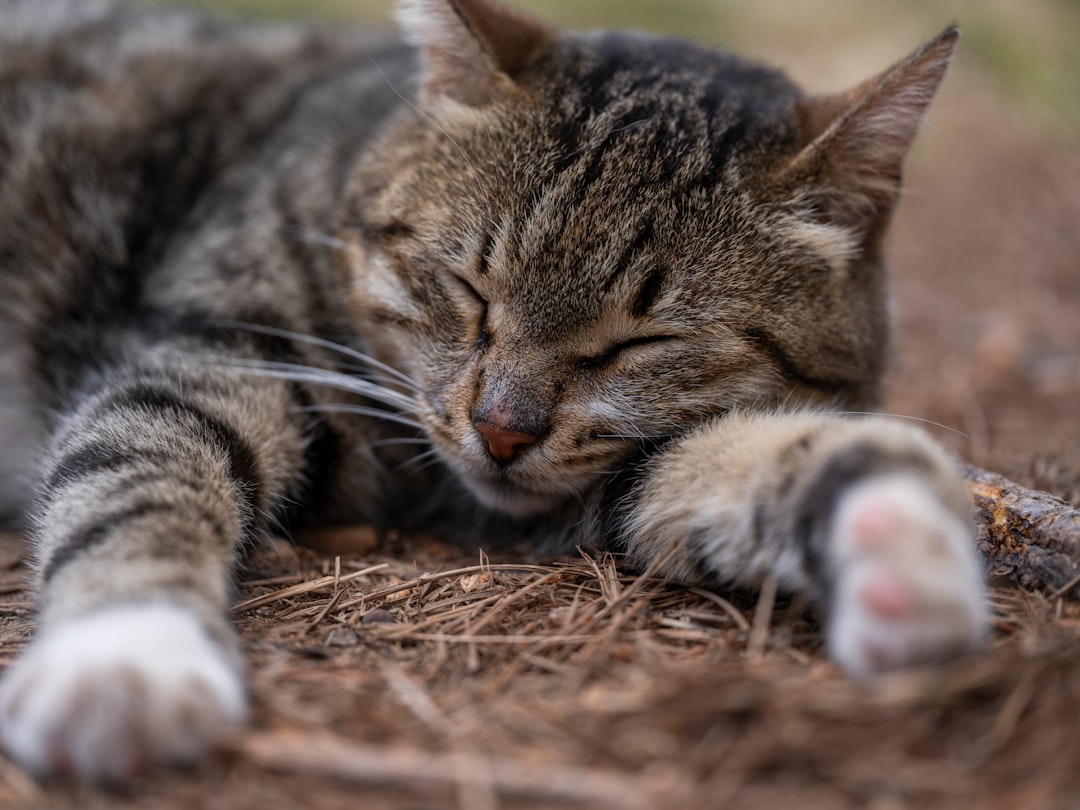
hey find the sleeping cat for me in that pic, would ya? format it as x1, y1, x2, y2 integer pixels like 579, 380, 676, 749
0, 0, 987, 781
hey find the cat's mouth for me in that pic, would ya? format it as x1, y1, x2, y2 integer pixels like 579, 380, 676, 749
452, 462, 571, 517
437, 446, 591, 517
467, 477, 565, 516
420, 399, 618, 516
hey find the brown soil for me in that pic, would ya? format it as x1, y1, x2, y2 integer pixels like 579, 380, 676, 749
1, 33, 1079, 810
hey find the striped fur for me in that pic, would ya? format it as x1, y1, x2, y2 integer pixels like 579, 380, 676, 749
0, 0, 986, 779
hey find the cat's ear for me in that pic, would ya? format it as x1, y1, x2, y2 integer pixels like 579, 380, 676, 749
396, 0, 556, 107
776, 26, 959, 249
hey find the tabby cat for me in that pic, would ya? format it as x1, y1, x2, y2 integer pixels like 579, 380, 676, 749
0, 0, 987, 781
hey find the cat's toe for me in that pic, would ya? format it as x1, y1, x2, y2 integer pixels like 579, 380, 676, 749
826, 474, 989, 679
0, 603, 246, 782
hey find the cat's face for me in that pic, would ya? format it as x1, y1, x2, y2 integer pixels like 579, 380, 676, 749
342, 1, 951, 515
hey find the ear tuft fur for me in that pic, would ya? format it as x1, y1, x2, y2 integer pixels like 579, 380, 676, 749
396, 0, 555, 106
778, 26, 959, 248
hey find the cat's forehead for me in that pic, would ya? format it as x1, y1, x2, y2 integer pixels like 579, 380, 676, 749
359, 28, 826, 339
479, 186, 752, 341
456, 30, 807, 200
470, 58, 799, 336
463, 32, 805, 316
544, 32, 801, 138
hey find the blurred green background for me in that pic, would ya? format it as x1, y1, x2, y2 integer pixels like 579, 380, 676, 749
144, 0, 1079, 133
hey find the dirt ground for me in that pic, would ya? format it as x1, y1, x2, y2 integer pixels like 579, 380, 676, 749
2, 4, 1080, 809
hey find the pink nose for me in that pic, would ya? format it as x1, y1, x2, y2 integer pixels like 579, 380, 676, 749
473, 421, 539, 463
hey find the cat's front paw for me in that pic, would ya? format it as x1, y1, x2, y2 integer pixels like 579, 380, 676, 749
0, 603, 246, 781
827, 474, 989, 678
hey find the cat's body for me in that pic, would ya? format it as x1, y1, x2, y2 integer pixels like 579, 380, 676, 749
0, 0, 987, 781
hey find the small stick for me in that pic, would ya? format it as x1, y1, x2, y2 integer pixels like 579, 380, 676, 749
457, 570, 563, 637
561, 543, 678, 637
688, 586, 752, 633
747, 575, 778, 659
230, 563, 389, 614
239, 731, 650, 809
393, 633, 597, 646
303, 587, 348, 635
332, 564, 554, 611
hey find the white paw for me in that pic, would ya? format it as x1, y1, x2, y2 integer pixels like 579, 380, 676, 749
0, 604, 246, 781
827, 474, 989, 678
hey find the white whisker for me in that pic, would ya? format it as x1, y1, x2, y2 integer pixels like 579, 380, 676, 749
829, 411, 969, 438
208, 320, 421, 392
593, 433, 679, 441
395, 448, 442, 474
198, 355, 420, 413
294, 404, 425, 432
369, 437, 432, 448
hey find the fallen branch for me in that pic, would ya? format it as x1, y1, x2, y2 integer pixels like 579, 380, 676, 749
964, 465, 1080, 597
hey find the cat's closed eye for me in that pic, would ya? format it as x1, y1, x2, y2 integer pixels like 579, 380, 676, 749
579, 334, 678, 370
450, 274, 489, 347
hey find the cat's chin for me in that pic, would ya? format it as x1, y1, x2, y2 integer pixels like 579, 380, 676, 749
464, 477, 566, 518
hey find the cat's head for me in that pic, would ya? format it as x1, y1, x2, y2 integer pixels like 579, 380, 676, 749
343, 0, 957, 515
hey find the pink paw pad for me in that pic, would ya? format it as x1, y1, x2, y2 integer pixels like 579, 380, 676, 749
827, 474, 988, 678
848, 502, 900, 550
858, 573, 913, 619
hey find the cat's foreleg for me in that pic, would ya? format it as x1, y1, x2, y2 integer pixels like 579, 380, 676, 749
0, 362, 307, 780
616, 411, 989, 676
